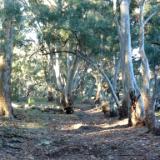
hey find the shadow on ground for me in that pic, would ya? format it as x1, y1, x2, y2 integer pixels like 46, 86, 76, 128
0, 103, 160, 160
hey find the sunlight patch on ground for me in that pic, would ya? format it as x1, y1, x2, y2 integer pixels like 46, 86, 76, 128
95, 118, 128, 129
85, 107, 102, 114
79, 119, 128, 136
20, 122, 44, 129
60, 123, 83, 130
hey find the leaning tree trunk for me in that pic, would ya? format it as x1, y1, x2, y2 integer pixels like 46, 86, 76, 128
120, 0, 144, 126
0, 56, 12, 117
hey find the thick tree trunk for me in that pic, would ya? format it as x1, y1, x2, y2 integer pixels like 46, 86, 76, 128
2, 1, 14, 117
139, 1, 150, 94
53, 53, 63, 91
145, 66, 160, 135
120, 0, 134, 125
47, 85, 54, 102
50, 50, 121, 109
120, 0, 143, 126
0, 56, 12, 117
138, 1, 159, 133
64, 54, 78, 113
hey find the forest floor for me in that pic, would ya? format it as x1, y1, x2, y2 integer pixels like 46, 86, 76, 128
0, 102, 160, 160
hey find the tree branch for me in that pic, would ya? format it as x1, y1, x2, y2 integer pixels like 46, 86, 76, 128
144, 10, 158, 26
42, 50, 121, 107
151, 42, 160, 46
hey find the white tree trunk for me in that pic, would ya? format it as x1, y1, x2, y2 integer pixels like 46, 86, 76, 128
120, 0, 144, 126
139, 1, 150, 94
95, 75, 102, 102
53, 53, 63, 91
138, 1, 159, 133
113, 57, 120, 92
120, 0, 134, 92
64, 54, 78, 106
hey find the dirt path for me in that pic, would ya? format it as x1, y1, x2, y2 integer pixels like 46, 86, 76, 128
0, 104, 160, 160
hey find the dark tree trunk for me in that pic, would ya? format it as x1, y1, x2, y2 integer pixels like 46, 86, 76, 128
60, 93, 74, 114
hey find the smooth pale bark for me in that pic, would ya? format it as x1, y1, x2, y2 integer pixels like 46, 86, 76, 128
113, 57, 120, 92
47, 50, 121, 108
144, 66, 159, 134
53, 53, 63, 91
138, 0, 151, 124
120, 0, 134, 92
138, 1, 159, 133
139, 1, 150, 94
95, 75, 102, 102
120, 0, 144, 126
72, 63, 88, 96
49, 50, 79, 112
64, 54, 78, 107
67, 56, 79, 93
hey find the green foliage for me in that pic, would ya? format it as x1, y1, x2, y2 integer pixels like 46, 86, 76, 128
27, 97, 35, 106
11, 51, 47, 100
4, 0, 22, 22
9, 0, 160, 102
29, 0, 116, 57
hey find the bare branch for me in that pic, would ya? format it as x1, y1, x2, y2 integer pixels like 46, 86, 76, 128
144, 10, 158, 26
151, 42, 160, 46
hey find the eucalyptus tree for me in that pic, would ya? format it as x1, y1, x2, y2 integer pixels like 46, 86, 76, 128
0, 0, 22, 117
138, 0, 160, 133
117, 0, 147, 126
113, 0, 160, 129
27, 0, 120, 113
27, 0, 85, 113
129, 0, 160, 131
